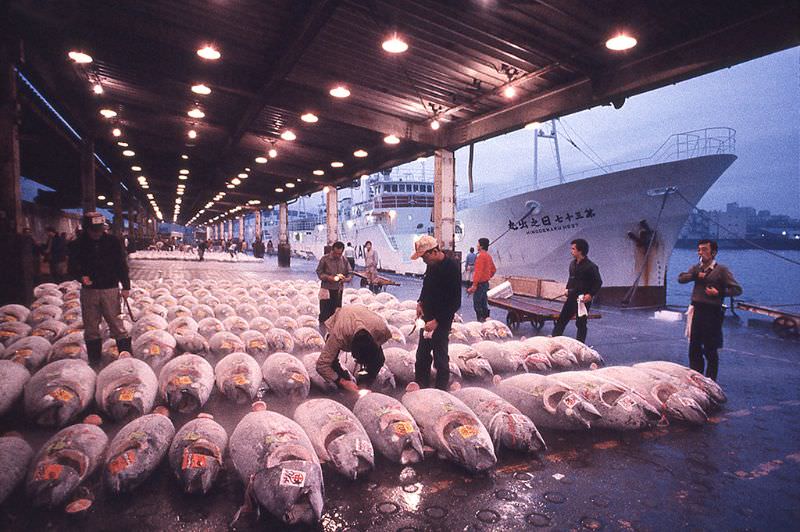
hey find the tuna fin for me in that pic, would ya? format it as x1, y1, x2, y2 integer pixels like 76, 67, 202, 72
405, 382, 420, 393
231, 477, 260, 527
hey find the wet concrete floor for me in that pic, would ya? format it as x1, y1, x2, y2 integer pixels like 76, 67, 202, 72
2, 256, 799, 531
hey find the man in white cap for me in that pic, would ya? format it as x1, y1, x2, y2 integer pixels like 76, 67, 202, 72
410, 235, 461, 389
68, 212, 131, 365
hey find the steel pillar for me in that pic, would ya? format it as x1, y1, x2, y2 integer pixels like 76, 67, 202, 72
254, 209, 262, 239
0, 38, 21, 234
434, 149, 456, 251
80, 139, 96, 213
112, 175, 122, 235
325, 187, 338, 245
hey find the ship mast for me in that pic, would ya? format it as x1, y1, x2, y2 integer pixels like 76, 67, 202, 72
533, 119, 564, 188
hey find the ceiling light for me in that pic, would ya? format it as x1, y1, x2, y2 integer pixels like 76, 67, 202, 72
132, 166, 142, 171
255, 156, 268, 164
329, 86, 350, 98
281, 130, 296, 141
525, 121, 542, 130
197, 45, 221, 60
68, 51, 93, 64
97, 195, 106, 200
122, 150, 135, 157
268, 148, 278, 158
331, 161, 344, 168
275, 187, 284, 193
430, 119, 440, 130
117, 141, 128, 147
606, 33, 637, 51
384, 134, 400, 144
353, 149, 368, 158
238, 173, 248, 178
179, 169, 189, 175
191, 84, 211, 95
181, 154, 189, 159
188, 130, 197, 139
112, 128, 121, 137
93, 84, 103, 94
296, 178, 302, 182
503, 86, 516, 98
106, 201, 114, 206
146, 194, 154, 199
100, 109, 117, 118
301, 113, 318, 123
178, 175, 188, 180
137, 175, 147, 182
231, 178, 241, 185
313, 169, 324, 176
382, 34, 409, 54
176, 198, 182, 204
188, 108, 205, 119
141, 184, 149, 189
226, 184, 234, 189
285, 182, 295, 188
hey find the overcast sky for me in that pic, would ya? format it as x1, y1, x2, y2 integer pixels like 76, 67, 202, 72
450, 46, 799, 217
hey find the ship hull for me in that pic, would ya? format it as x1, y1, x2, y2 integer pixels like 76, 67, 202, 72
295, 154, 737, 307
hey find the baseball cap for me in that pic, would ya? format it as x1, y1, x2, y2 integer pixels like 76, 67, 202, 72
82, 212, 106, 228
411, 235, 438, 260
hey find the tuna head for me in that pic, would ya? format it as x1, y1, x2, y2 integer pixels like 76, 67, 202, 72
543, 386, 602, 429
223, 366, 258, 404
164, 374, 204, 413
662, 392, 708, 426
32, 384, 82, 427
105, 416, 174, 494
28, 447, 90, 507
436, 411, 496, 473
325, 430, 374, 480
377, 412, 424, 465
252, 459, 324, 525
523, 352, 552, 373
106, 382, 148, 422
486, 412, 546, 454
464, 358, 494, 380
173, 437, 224, 494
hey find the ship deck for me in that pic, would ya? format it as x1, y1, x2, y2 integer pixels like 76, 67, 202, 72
1, 256, 798, 531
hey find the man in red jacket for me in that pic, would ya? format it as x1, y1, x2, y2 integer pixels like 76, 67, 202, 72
467, 238, 496, 322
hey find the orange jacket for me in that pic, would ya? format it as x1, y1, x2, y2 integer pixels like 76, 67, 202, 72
471, 250, 496, 288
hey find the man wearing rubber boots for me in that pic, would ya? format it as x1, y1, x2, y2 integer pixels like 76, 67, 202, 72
68, 212, 132, 365
411, 235, 461, 390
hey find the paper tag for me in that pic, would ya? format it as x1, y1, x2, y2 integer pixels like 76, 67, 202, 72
31, 330, 47, 337
181, 449, 210, 470
563, 394, 578, 408
173, 375, 193, 386
355, 438, 371, 453
290, 372, 306, 383
221, 341, 232, 350
63, 345, 81, 355
249, 340, 264, 349
457, 425, 478, 439
393, 421, 414, 436
15, 348, 33, 359
616, 395, 636, 411
118, 387, 136, 402
0, 330, 15, 337
149, 344, 161, 356
50, 388, 74, 402
232, 374, 249, 386
108, 450, 136, 475
279, 468, 306, 487
34, 463, 63, 481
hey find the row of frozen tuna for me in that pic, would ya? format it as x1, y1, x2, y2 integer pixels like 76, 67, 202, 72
132, 250, 263, 262
0, 360, 725, 524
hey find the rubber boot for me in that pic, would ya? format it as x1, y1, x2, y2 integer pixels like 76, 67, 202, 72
116, 336, 132, 355
86, 338, 102, 366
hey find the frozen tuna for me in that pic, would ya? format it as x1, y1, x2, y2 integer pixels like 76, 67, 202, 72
3, 336, 51, 372
294, 398, 375, 479
453, 385, 546, 454
95, 357, 158, 421
353, 392, 424, 465
191, 304, 215, 322
0, 321, 32, 347
266, 328, 295, 353
240, 330, 270, 363
633, 360, 726, 406
383, 347, 416, 384
261, 352, 310, 400
215, 352, 262, 404
522, 337, 578, 370
449, 344, 494, 380
0, 304, 30, 324
549, 371, 660, 430
169, 413, 228, 494
401, 385, 496, 473
130, 314, 168, 339
303, 352, 340, 393
223, 316, 250, 336
209, 331, 245, 360
495, 373, 602, 430
158, 354, 214, 413
24, 359, 96, 427
174, 331, 210, 357
293, 327, 325, 352
0, 360, 31, 416
549, 336, 604, 367
167, 316, 199, 337
479, 319, 514, 340
230, 405, 324, 524
472, 341, 527, 374
29, 319, 67, 343
594, 366, 708, 425
26, 418, 107, 507
29, 304, 62, 325
248, 317, 274, 336
0, 435, 33, 504
49, 332, 87, 363
132, 329, 177, 373
104, 409, 175, 494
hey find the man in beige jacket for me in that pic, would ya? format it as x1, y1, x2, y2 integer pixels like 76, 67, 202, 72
316, 305, 391, 392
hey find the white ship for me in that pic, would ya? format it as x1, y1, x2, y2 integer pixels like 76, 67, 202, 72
289, 126, 737, 306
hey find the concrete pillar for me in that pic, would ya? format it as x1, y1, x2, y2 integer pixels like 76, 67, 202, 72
238, 215, 244, 241
219, 221, 224, 240
325, 187, 338, 245
80, 139, 96, 213
112, 175, 122, 236
434, 149, 456, 250
227, 219, 233, 241
127, 202, 136, 239
254, 210, 262, 240
279, 202, 289, 244
0, 38, 22, 234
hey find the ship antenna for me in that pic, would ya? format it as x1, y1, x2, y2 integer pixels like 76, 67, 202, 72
533, 119, 564, 188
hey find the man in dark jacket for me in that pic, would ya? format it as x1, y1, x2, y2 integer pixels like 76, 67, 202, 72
678, 239, 742, 381
411, 235, 462, 390
68, 213, 132, 365
552, 238, 602, 343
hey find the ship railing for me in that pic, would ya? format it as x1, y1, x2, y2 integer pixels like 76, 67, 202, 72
458, 127, 736, 210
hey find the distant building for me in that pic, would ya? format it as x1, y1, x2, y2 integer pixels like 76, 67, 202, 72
679, 202, 800, 242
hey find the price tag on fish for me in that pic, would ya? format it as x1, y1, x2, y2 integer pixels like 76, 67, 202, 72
49, 388, 74, 402
279, 468, 306, 488
34, 463, 63, 481
118, 388, 136, 402
616, 395, 636, 411
393, 421, 415, 436
457, 425, 479, 439
173, 375, 193, 386
182, 450, 209, 470
355, 438, 371, 453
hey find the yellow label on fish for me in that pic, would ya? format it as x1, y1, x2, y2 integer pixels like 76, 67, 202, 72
34, 463, 63, 481
173, 375, 193, 386
63, 345, 80, 355
393, 421, 414, 436
1, 316, 17, 322
14, 348, 32, 359
31, 330, 47, 336
457, 425, 478, 439
290, 373, 306, 383
118, 388, 136, 402
149, 344, 161, 356
233, 374, 249, 386
221, 341, 233, 350
50, 388, 74, 402
248, 340, 264, 349
0, 330, 15, 337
